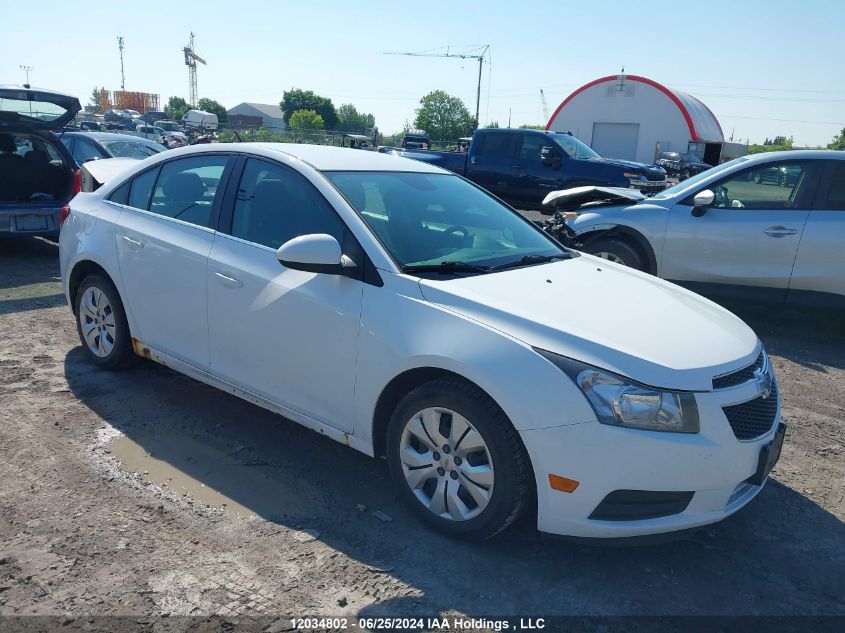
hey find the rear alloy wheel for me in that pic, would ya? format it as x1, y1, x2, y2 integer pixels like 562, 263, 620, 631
75, 273, 135, 369
585, 237, 645, 270
779, 173, 789, 187
753, 172, 763, 184
387, 379, 530, 539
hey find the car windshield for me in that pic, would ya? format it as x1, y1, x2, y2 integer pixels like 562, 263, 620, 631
325, 171, 568, 272
549, 133, 600, 159
102, 140, 165, 158
651, 156, 752, 199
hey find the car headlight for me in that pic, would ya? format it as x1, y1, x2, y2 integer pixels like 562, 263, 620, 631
623, 172, 645, 181
535, 349, 699, 433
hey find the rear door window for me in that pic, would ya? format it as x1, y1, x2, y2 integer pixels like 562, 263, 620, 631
148, 155, 230, 228
127, 167, 159, 210
475, 132, 515, 159
821, 162, 845, 210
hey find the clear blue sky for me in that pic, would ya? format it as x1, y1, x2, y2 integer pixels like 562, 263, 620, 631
3, 0, 843, 145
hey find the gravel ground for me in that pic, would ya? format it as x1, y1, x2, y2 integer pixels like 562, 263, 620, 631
0, 237, 843, 630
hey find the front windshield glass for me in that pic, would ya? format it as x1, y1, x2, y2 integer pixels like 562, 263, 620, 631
550, 133, 600, 159
652, 156, 752, 199
325, 172, 567, 271
103, 140, 165, 158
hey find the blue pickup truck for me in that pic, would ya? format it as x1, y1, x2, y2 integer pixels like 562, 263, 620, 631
381, 128, 667, 210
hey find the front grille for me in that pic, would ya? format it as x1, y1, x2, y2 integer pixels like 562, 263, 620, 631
722, 384, 779, 440
713, 351, 765, 390
646, 171, 665, 181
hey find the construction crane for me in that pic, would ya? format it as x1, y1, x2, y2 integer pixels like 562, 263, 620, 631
183, 32, 206, 107
384, 45, 490, 124
540, 89, 550, 124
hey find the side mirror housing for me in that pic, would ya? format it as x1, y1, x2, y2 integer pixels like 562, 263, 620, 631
691, 189, 715, 217
540, 146, 562, 169
277, 233, 353, 274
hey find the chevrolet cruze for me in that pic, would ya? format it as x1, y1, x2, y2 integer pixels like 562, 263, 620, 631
59, 144, 784, 540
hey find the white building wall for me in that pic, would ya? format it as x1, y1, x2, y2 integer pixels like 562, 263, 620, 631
548, 82, 693, 164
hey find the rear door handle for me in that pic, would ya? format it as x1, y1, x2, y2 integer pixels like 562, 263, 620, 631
120, 235, 144, 250
512, 164, 526, 169
764, 226, 798, 237
214, 271, 243, 288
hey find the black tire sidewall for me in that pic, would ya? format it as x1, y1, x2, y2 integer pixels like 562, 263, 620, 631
74, 273, 134, 369
586, 238, 644, 270
386, 380, 527, 539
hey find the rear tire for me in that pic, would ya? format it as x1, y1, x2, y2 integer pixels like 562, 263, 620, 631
74, 273, 135, 370
386, 379, 531, 540
584, 237, 645, 270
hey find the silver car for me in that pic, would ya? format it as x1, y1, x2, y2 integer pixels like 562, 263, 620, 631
556, 150, 845, 308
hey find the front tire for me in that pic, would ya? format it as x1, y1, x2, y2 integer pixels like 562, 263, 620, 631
386, 379, 531, 539
584, 237, 645, 270
74, 273, 135, 369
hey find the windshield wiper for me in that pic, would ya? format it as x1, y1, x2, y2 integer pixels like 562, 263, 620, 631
402, 261, 490, 275
490, 254, 568, 271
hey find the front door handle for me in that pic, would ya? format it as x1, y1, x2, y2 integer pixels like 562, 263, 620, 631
214, 272, 243, 288
120, 235, 144, 250
764, 226, 798, 237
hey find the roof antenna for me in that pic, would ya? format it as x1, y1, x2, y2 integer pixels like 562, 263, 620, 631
620, 65, 625, 73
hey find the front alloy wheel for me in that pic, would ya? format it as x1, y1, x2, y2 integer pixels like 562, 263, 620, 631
399, 407, 494, 521
387, 379, 531, 539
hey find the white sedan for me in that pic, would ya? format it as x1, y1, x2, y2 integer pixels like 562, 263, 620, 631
59, 144, 783, 540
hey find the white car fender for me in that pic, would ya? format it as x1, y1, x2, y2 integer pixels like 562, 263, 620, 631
353, 272, 597, 452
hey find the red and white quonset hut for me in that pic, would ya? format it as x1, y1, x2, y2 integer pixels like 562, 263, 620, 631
546, 74, 726, 165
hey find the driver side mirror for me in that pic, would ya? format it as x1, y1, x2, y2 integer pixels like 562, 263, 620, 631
691, 189, 715, 217
540, 146, 562, 170
277, 233, 355, 274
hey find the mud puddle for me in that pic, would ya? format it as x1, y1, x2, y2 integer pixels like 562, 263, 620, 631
106, 430, 309, 519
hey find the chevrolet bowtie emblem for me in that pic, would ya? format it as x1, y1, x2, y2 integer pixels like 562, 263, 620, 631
754, 367, 773, 399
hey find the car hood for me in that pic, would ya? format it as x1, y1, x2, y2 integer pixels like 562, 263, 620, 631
585, 156, 663, 174
416, 256, 758, 391
0, 85, 81, 131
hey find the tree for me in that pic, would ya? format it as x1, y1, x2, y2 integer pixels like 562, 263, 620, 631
89, 87, 106, 113
164, 96, 190, 122
288, 109, 325, 131
337, 103, 375, 133
519, 124, 545, 130
413, 90, 476, 142
197, 98, 227, 123
828, 128, 845, 151
748, 135, 793, 154
281, 89, 338, 130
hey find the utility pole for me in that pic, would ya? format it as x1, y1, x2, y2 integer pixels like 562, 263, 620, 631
385, 45, 490, 124
117, 36, 125, 90
19, 65, 32, 85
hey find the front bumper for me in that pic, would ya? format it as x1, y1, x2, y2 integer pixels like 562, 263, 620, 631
520, 379, 781, 538
628, 178, 668, 191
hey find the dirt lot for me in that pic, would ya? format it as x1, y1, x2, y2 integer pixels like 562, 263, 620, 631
0, 237, 843, 629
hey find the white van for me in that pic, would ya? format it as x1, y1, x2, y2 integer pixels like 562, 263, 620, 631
181, 109, 218, 131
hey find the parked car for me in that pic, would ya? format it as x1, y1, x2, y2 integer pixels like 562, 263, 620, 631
143, 110, 168, 124
401, 129, 429, 149
60, 143, 782, 540
59, 132, 166, 164
655, 151, 712, 180
751, 164, 802, 187
551, 150, 845, 308
0, 85, 81, 238
384, 128, 667, 209
156, 120, 183, 133
135, 124, 167, 143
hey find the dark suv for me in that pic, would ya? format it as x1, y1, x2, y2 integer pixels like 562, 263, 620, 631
0, 85, 81, 238
655, 151, 712, 180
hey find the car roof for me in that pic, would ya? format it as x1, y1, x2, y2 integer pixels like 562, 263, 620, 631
155, 142, 450, 173
741, 149, 845, 163
65, 131, 159, 143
